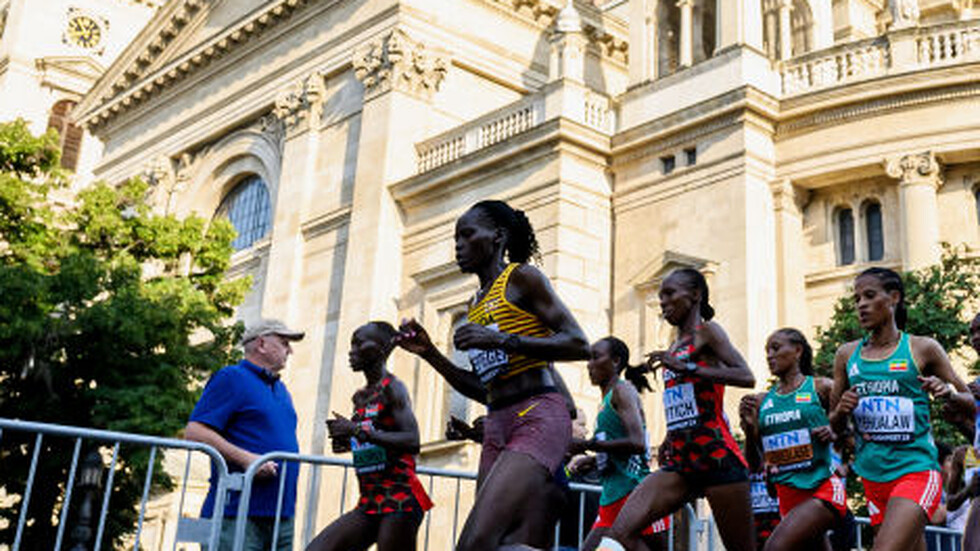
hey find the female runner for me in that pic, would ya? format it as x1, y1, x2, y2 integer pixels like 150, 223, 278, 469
829, 267, 973, 551
570, 336, 667, 551
396, 200, 590, 551
307, 322, 432, 551
597, 268, 756, 551
741, 328, 846, 551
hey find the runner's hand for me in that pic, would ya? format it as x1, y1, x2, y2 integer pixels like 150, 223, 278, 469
811, 425, 836, 443
326, 411, 357, 440
968, 381, 980, 402
394, 318, 436, 357
739, 394, 761, 431
646, 350, 686, 374
835, 389, 860, 416
919, 375, 951, 399
453, 323, 506, 350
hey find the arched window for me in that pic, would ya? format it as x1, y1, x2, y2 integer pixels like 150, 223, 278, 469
215, 175, 272, 251
836, 207, 855, 266
47, 100, 84, 171
975, 186, 980, 225
791, 0, 814, 57
864, 201, 884, 262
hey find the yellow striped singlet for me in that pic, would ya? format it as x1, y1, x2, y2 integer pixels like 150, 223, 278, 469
466, 263, 552, 385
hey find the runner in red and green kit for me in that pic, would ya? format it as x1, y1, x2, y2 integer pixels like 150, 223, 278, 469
597, 269, 757, 551
742, 328, 845, 550
830, 267, 975, 551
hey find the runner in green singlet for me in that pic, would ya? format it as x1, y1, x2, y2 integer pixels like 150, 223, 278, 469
741, 328, 843, 551
829, 267, 974, 551
568, 337, 666, 551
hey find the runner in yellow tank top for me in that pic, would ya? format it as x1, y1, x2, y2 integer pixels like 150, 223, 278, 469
396, 200, 590, 551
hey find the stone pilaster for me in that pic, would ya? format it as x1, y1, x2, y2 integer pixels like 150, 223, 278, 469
629, 0, 658, 84
319, 27, 450, 444
717, 0, 764, 52
770, 179, 810, 328
885, 151, 943, 270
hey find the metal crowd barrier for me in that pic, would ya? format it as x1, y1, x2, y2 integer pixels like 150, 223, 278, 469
235, 451, 705, 551
0, 418, 231, 551
0, 417, 969, 551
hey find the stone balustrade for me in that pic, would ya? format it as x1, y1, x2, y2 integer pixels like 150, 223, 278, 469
780, 18, 980, 96
416, 96, 545, 173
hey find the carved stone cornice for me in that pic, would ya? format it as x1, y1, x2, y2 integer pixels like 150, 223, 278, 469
80, 0, 313, 131
271, 71, 326, 134
352, 29, 449, 101
884, 151, 942, 187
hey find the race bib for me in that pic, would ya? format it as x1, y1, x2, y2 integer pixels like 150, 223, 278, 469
595, 431, 609, 473
664, 383, 699, 431
762, 428, 813, 471
467, 324, 509, 383
853, 396, 915, 442
352, 439, 387, 474
750, 478, 780, 514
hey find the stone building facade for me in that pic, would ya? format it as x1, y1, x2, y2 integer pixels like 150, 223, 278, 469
0, 0, 157, 187
71, 0, 980, 547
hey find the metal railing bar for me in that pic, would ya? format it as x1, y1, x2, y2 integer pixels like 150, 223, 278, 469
424, 474, 434, 551
339, 465, 348, 515
553, 520, 560, 551
271, 460, 288, 551
133, 445, 157, 551
54, 437, 83, 551
93, 441, 120, 551
13, 432, 44, 551
452, 476, 461, 546
577, 490, 585, 547
173, 448, 193, 551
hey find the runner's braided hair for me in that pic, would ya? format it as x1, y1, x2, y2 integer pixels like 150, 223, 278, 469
857, 267, 907, 330
600, 336, 652, 394
471, 200, 540, 264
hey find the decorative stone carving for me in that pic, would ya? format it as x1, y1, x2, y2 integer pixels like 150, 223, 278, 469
888, 0, 920, 30
259, 113, 286, 149
272, 72, 326, 132
769, 179, 811, 215
884, 151, 941, 185
352, 29, 448, 101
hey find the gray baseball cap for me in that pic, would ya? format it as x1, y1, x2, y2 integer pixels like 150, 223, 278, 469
241, 319, 305, 345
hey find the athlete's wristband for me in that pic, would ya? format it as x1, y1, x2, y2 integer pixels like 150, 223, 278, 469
683, 361, 699, 373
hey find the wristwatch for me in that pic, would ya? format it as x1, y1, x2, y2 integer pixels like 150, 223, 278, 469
683, 361, 699, 373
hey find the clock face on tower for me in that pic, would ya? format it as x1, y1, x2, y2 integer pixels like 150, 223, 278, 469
66, 15, 102, 48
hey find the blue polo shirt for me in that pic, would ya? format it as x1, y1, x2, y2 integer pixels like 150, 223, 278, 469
190, 360, 299, 518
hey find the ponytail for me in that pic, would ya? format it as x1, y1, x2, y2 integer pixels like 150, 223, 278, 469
471, 200, 540, 264
675, 268, 715, 321
600, 336, 652, 394
858, 267, 907, 330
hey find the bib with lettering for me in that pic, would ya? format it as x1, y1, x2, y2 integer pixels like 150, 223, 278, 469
750, 472, 780, 515
466, 323, 510, 383
758, 376, 833, 489
846, 332, 939, 483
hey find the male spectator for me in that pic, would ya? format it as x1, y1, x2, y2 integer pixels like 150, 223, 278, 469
185, 319, 304, 550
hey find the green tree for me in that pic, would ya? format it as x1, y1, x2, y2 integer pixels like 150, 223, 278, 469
812, 249, 980, 518
0, 119, 249, 549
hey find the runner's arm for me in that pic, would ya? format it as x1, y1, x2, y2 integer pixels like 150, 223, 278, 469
397, 318, 487, 403
360, 380, 421, 454
828, 343, 858, 435
687, 322, 755, 388
501, 264, 590, 361
588, 383, 646, 455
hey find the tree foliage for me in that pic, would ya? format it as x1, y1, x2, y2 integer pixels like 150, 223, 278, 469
812, 249, 980, 516
0, 119, 249, 549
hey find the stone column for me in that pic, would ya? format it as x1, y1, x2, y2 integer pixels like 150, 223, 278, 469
717, 0, 764, 52
629, 0, 658, 83
885, 152, 943, 270
778, 0, 793, 60
770, 179, 810, 328
678, 0, 694, 67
